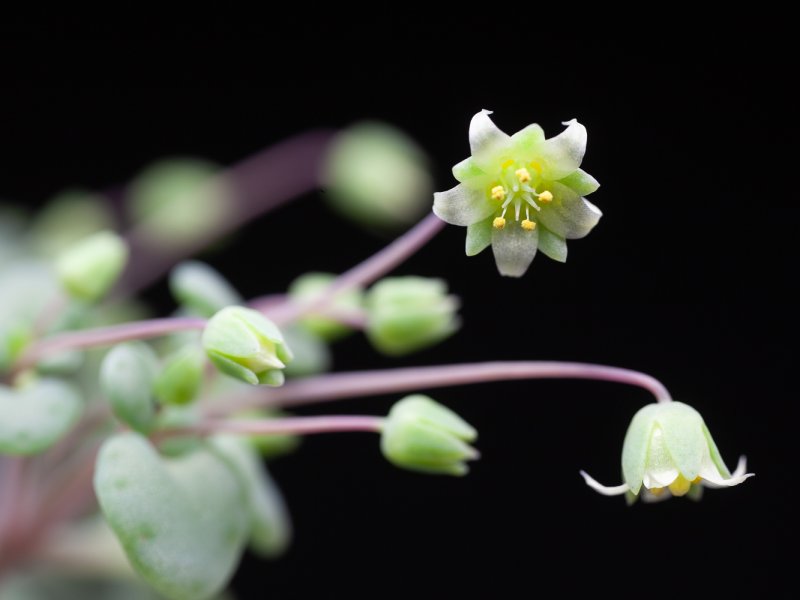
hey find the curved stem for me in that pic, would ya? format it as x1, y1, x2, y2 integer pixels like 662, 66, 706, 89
11, 317, 206, 375
219, 361, 672, 413
161, 415, 385, 438
257, 213, 445, 324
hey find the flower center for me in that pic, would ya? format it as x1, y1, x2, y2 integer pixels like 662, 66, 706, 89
489, 159, 552, 230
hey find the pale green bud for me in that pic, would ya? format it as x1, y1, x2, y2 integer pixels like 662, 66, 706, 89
128, 158, 232, 250
55, 230, 129, 301
169, 261, 242, 318
287, 272, 362, 341
381, 395, 478, 476
581, 401, 754, 503
365, 277, 460, 356
0, 321, 31, 373
152, 346, 205, 406
324, 122, 433, 230
202, 307, 293, 386
100, 342, 159, 432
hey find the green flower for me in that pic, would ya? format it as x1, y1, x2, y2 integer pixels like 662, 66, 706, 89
580, 401, 753, 503
433, 110, 602, 277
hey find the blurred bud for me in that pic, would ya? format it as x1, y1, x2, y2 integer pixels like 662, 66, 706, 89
324, 122, 433, 230
365, 277, 460, 356
203, 307, 293, 386
280, 326, 332, 378
55, 230, 129, 301
287, 272, 363, 341
234, 409, 302, 459
0, 321, 31, 373
211, 435, 293, 558
0, 378, 83, 455
169, 261, 242, 318
152, 346, 205, 406
100, 343, 159, 432
29, 189, 115, 258
128, 158, 232, 250
381, 395, 479, 476
153, 404, 204, 457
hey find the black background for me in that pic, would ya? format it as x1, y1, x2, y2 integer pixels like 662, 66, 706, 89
1, 17, 795, 599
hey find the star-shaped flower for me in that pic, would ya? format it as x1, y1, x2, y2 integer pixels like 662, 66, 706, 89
433, 110, 602, 277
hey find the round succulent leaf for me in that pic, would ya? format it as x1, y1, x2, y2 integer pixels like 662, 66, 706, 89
94, 432, 249, 600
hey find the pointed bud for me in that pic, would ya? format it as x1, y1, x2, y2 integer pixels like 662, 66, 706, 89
381, 395, 479, 476
288, 272, 363, 341
202, 307, 293, 386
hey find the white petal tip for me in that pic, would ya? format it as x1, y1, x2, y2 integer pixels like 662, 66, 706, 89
480, 108, 494, 115
561, 118, 579, 126
579, 470, 630, 496
733, 455, 748, 477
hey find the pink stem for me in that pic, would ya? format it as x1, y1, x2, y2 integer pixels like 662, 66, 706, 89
220, 361, 672, 413
163, 415, 385, 438
120, 129, 336, 295
257, 213, 445, 324
12, 317, 206, 374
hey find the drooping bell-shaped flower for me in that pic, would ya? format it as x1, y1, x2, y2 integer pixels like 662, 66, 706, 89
433, 110, 602, 277
581, 401, 753, 503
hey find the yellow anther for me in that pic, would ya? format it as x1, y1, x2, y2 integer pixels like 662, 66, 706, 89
491, 185, 506, 201
649, 487, 665, 497
528, 160, 543, 174
515, 168, 531, 183
538, 190, 553, 203
521, 219, 536, 231
668, 475, 692, 497
501, 159, 515, 169
692, 476, 702, 484
492, 217, 506, 230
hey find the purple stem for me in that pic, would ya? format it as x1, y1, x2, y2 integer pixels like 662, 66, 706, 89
220, 361, 672, 413
120, 129, 336, 295
256, 213, 446, 324
12, 317, 206, 374
164, 415, 385, 438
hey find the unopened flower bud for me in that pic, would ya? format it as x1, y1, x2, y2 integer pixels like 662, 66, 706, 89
55, 230, 128, 301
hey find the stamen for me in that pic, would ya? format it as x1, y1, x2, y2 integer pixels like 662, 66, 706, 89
515, 168, 531, 183
523, 194, 541, 212
538, 190, 553, 203
493, 217, 506, 230
521, 219, 536, 231
501, 159, 515, 169
514, 198, 521, 221
668, 475, 692, 497
491, 185, 506, 201
649, 487, 665, 496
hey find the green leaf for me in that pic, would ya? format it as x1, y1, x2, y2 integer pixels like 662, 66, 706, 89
94, 433, 249, 600
152, 346, 205, 406
211, 435, 292, 558
169, 261, 242, 319
0, 379, 82, 455
101, 343, 159, 432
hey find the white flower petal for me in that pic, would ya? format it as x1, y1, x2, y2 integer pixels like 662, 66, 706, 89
511, 123, 545, 157
536, 118, 587, 180
537, 182, 602, 240
699, 454, 754, 488
491, 221, 538, 277
537, 227, 567, 262
579, 470, 629, 496
465, 217, 493, 256
433, 183, 494, 227
469, 110, 511, 171
643, 468, 680, 488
